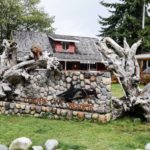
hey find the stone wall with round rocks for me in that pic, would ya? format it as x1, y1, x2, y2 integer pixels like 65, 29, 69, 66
0, 70, 112, 121
0, 101, 112, 123
18, 70, 111, 101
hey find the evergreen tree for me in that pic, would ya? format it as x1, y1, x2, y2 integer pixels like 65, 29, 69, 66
0, 0, 54, 46
98, 0, 150, 53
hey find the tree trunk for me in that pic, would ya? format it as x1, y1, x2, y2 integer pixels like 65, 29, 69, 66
97, 37, 150, 121
0, 49, 61, 98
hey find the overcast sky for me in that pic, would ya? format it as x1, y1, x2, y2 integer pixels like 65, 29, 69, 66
40, 0, 117, 37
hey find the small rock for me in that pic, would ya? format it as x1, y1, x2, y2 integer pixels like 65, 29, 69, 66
66, 77, 72, 83
90, 76, 96, 82
42, 106, 46, 112
145, 143, 150, 150
61, 110, 67, 116
74, 71, 80, 75
73, 111, 78, 116
20, 104, 26, 109
106, 85, 111, 91
80, 81, 85, 87
45, 139, 59, 150
79, 74, 84, 80
91, 82, 97, 88
96, 88, 100, 94
25, 106, 30, 114
85, 85, 90, 89
14, 109, 19, 114
77, 112, 85, 120
102, 77, 111, 85
66, 84, 71, 89
47, 96, 53, 101
85, 113, 92, 120
97, 94, 101, 99
30, 104, 35, 110
73, 76, 78, 81
9, 137, 32, 150
98, 115, 107, 123
16, 103, 21, 109
56, 109, 61, 115
66, 111, 73, 120
92, 113, 99, 120
0, 144, 8, 150
105, 113, 111, 122
84, 79, 90, 85
32, 146, 43, 150
10, 103, 15, 109
36, 106, 42, 113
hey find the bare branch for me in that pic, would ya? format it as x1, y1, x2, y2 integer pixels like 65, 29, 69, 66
130, 39, 142, 57
102, 37, 125, 57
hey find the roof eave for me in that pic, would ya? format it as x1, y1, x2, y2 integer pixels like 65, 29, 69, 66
48, 35, 80, 43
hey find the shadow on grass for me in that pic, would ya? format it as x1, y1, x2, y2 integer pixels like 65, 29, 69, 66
59, 142, 87, 150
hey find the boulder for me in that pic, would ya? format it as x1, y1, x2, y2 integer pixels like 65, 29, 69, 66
145, 143, 150, 150
32, 146, 43, 150
9, 137, 32, 150
0, 144, 8, 150
45, 139, 58, 150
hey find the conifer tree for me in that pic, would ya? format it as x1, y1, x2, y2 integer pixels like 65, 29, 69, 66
99, 0, 150, 53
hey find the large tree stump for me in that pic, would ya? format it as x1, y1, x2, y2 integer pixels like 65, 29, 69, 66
97, 37, 150, 121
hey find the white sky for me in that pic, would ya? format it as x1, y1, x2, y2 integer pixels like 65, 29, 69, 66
40, 0, 117, 37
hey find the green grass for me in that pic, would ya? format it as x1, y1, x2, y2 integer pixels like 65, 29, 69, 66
0, 115, 150, 150
0, 84, 147, 150
111, 83, 145, 98
111, 84, 124, 98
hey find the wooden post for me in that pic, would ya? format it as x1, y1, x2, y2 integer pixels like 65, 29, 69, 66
88, 61, 90, 71
146, 60, 149, 69
65, 61, 67, 71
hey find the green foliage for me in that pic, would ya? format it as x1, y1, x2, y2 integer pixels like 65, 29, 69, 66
0, 0, 54, 44
99, 0, 150, 53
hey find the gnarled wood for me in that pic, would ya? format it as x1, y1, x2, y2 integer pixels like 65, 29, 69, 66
0, 50, 61, 99
97, 37, 150, 121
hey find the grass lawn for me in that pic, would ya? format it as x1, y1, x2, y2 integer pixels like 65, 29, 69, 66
111, 83, 145, 98
0, 115, 150, 150
111, 84, 124, 98
0, 84, 148, 150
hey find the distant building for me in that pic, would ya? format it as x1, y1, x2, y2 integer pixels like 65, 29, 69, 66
136, 53, 150, 83
12, 31, 106, 72
136, 53, 150, 73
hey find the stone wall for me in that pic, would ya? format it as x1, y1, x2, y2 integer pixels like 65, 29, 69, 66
0, 70, 112, 120
0, 101, 112, 123
19, 70, 111, 100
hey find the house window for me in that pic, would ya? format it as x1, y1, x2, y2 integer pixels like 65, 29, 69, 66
90, 64, 97, 71
62, 42, 69, 50
80, 64, 88, 70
